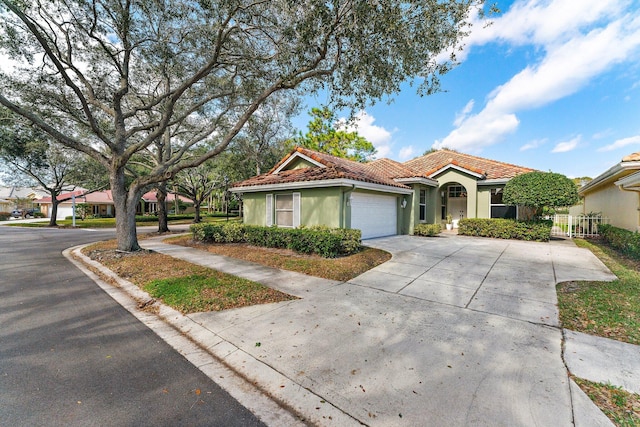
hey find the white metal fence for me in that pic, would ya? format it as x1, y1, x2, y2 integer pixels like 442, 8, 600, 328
550, 214, 609, 238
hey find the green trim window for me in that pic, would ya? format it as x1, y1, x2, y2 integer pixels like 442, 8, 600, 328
419, 189, 427, 222
490, 188, 516, 219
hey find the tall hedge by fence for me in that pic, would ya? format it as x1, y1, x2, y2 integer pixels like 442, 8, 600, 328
190, 223, 361, 258
598, 224, 640, 260
458, 218, 552, 242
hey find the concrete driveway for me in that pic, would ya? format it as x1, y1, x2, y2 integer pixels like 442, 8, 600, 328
144, 234, 616, 426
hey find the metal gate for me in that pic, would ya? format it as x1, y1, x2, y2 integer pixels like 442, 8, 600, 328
550, 214, 609, 238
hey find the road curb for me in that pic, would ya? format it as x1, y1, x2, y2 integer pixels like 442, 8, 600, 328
64, 244, 359, 427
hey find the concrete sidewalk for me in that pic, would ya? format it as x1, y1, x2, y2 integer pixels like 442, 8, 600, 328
71, 234, 637, 426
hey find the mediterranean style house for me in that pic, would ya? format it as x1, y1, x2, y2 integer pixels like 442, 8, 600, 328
578, 152, 640, 232
231, 147, 535, 239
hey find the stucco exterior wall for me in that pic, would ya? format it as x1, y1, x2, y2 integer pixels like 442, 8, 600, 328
476, 187, 492, 219
242, 187, 344, 228
434, 170, 479, 219
583, 184, 639, 232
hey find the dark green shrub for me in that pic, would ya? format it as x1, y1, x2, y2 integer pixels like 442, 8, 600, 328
458, 218, 552, 242
0, 212, 10, 221
190, 223, 361, 257
414, 223, 442, 237
598, 224, 640, 260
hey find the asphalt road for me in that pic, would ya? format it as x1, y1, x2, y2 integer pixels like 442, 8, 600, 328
0, 226, 265, 426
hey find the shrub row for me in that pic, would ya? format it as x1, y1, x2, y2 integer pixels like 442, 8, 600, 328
598, 224, 640, 260
413, 223, 442, 237
190, 223, 361, 258
0, 212, 9, 221
458, 218, 552, 242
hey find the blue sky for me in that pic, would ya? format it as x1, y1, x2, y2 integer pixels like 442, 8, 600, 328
294, 0, 640, 179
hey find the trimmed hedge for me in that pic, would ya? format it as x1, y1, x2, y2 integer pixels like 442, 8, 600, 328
0, 212, 9, 221
190, 223, 361, 258
598, 224, 640, 260
414, 223, 442, 237
458, 218, 552, 242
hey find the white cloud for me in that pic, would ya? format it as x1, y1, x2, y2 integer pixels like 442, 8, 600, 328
597, 135, 640, 152
339, 110, 393, 158
398, 146, 415, 160
437, 0, 640, 152
552, 135, 581, 153
520, 138, 547, 151
453, 100, 474, 127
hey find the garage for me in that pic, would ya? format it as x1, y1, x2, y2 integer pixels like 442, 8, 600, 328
350, 192, 398, 239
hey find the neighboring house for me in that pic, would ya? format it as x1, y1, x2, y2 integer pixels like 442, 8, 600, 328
231, 147, 535, 239
0, 198, 12, 212
38, 189, 116, 220
578, 152, 640, 232
37, 189, 191, 220
0, 186, 48, 212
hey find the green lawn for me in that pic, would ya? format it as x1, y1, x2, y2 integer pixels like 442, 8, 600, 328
557, 238, 640, 345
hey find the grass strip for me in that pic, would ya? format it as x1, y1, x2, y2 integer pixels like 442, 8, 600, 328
82, 240, 295, 314
557, 239, 640, 345
573, 377, 639, 426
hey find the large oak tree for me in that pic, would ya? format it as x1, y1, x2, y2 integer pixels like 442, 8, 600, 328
0, 0, 486, 251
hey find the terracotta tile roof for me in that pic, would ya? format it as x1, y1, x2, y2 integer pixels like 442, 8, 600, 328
622, 152, 640, 162
235, 146, 410, 189
233, 147, 535, 191
404, 149, 535, 180
365, 158, 424, 179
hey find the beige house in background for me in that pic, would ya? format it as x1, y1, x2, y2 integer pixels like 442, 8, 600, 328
578, 152, 640, 232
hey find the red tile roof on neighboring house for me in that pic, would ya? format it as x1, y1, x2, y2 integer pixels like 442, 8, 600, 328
404, 149, 535, 180
236, 146, 411, 189
37, 190, 113, 204
38, 189, 191, 204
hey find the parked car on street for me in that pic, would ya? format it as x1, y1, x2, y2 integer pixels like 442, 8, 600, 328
10, 209, 36, 219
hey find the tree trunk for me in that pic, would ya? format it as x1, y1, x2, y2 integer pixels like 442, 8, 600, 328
111, 169, 141, 252
194, 201, 201, 223
49, 194, 59, 226
156, 182, 169, 233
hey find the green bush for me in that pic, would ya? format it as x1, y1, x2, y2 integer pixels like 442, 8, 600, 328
598, 224, 640, 260
190, 223, 362, 257
414, 223, 442, 237
458, 218, 552, 242
0, 212, 10, 221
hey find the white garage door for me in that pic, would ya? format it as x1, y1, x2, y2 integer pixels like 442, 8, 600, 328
351, 193, 398, 239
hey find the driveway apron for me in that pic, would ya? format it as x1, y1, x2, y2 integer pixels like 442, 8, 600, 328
147, 234, 616, 426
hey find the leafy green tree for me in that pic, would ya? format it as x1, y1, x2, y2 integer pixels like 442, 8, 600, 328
503, 172, 580, 219
0, 0, 487, 251
174, 164, 219, 223
290, 107, 376, 162
0, 110, 108, 225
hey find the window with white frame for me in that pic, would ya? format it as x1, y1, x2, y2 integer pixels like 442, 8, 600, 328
419, 189, 427, 222
267, 193, 300, 228
448, 185, 467, 198
276, 194, 294, 227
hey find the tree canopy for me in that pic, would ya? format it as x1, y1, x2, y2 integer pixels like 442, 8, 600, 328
502, 171, 580, 218
290, 107, 376, 162
0, 0, 487, 250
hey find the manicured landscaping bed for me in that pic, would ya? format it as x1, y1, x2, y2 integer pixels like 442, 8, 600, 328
167, 235, 391, 282
82, 239, 295, 313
